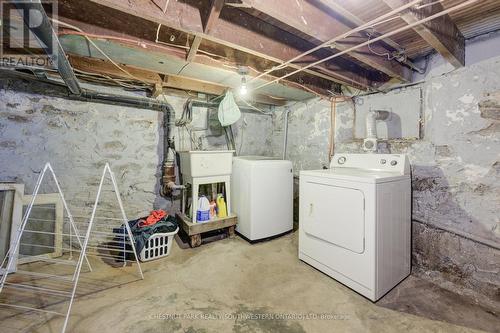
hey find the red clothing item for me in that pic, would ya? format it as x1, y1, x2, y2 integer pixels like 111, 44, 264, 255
138, 210, 167, 227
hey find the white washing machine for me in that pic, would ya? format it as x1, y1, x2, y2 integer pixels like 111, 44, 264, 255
232, 156, 293, 242
299, 154, 411, 301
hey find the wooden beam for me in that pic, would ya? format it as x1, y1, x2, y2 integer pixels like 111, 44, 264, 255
382, 0, 465, 68
86, 0, 381, 89
314, 0, 405, 53
58, 24, 334, 98
57, 0, 380, 95
240, 0, 411, 82
188, 0, 224, 62
150, 0, 169, 12
152, 81, 163, 98
68, 54, 220, 93
202, 0, 225, 34
186, 35, 203, 62
66, 54, 286, 105
162, 75, 226, 96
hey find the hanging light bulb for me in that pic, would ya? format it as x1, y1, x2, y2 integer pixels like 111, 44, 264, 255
240, 76, 248, 96
237, 66, 249, 97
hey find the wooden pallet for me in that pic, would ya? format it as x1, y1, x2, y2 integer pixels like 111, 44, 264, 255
176, 213, 237, 248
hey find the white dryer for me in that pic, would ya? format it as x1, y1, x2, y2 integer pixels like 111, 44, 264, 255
299, 154, 411, 301
232, 156, 293, 242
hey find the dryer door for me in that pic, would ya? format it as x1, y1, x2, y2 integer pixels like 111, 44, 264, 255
302, 181, 365, 254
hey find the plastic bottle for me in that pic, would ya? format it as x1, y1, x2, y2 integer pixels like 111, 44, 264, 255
216, 194, 227, 218
197, 196, 210, 223
209, 200, 217, 220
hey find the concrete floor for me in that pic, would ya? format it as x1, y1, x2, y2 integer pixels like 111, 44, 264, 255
1, 232, 498, 333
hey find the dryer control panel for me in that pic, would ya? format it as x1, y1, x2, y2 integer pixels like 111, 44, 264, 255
330, 154, 410, 175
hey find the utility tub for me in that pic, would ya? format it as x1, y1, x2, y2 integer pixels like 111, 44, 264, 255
178, 150, 235, 179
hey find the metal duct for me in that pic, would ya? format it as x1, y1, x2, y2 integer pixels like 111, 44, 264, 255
366, 110, 390, 139
13, 1, 82, 95
363, 110, 390, 152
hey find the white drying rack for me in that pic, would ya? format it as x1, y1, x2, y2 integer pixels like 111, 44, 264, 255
0, 162, 144, 333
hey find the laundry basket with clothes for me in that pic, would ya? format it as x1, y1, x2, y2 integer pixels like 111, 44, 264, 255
113, 210, 178, 261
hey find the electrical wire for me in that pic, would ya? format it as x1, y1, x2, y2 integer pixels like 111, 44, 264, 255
248, 0, 425, 84
239, 99, 272, 115
251, 0, 480, 93
366, 29, 399, 61
154, 0, 171, 45
54, 21, 329, 101
147, 0, 331, 99
177, 62, 190, 75
73, 69, 150, 90
57, 27, 318, 101
238, 122, 245, 156
51, 18, 149, 85
328, 98, 336, 162
327, 95, 353, 161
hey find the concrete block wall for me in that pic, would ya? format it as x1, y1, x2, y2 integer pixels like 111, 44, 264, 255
271, 54, 500, 303
0, 79, 273, 220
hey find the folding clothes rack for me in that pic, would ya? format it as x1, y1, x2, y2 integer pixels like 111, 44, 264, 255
0, 163, 143, 333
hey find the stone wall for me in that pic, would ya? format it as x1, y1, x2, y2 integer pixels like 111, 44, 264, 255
271, 55, 500, 303
0, 79, 273, 219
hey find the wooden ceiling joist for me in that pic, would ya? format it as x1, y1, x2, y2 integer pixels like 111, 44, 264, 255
58, 22, 336, 97
87, 0, 380, 89
56, 4, 338, 98
202, 0, 226, 34
314, 0, 406, 54
186, 36, 202, 62
67, 54, 287, 106
240, 0, 412, 82
382, 0, 465, 68
187, 0, 225, 62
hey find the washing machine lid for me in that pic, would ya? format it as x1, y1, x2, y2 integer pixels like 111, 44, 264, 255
235, 156, 280, 161
234, 156, 292, 166
301, 168, 408, 184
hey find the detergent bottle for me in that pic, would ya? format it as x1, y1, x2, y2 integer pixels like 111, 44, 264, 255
216, 194, 227, 218
197, 196, 210, 223
209, 200, 217, 220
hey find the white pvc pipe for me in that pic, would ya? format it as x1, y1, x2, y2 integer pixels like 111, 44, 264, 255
282, 107, 291, 160
249, 0, 425, 83
252, 0, 480, 92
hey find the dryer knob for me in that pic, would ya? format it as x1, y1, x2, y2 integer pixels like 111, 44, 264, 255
337, 156, 346, 164
390, 160, 398, 166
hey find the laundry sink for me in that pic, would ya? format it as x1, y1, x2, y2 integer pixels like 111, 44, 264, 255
178, 150, 235, 179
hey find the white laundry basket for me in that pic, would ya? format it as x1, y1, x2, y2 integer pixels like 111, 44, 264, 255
139, 227, 179, 262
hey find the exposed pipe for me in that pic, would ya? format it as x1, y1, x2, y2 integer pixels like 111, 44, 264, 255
282, 107, 291, 160
249, 0, 425, 84
13, 1, 82, 95
328, 99, 337, 162
0, 67, 171, 111
160, 99, 177, 197
252, 0, 480, 92
75, 91, 178, 198
8, 1, 239, 199
76, 90, 171, 111
364, 110, 390, 153
0, 68, 176, 198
